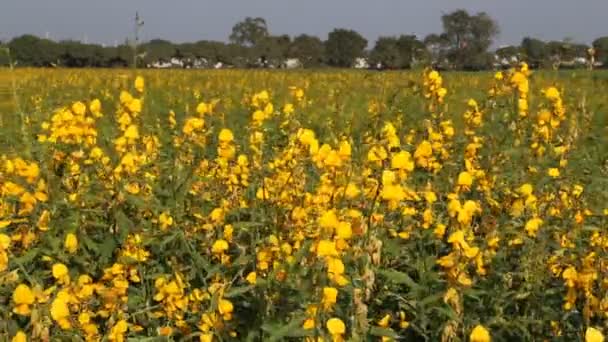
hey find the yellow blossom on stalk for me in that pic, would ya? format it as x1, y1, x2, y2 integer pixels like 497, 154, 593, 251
525, 217, 543, 237
134, 76, 145, 93
586, 327, 605, 342
212, 239, 229, 254
470, 325, 491, 342
548, 168, 560, 178
12, 284, 35, 315
159, 212, 174, 230
12, 331, 27, 342
322, 287, 338, 310
52, 263, 70, 284
50, 294, 71, 329
64, 233, 78, 254
109, 320, 128, 341
327, 317, 346, 337
457, 171, 473, 190
317, 240, 338, 257
246, 272, 257, 284
218, 298, 234, 319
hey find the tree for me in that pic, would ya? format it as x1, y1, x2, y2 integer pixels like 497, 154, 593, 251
325, 29, 367, 67
592, 37, 608, 65
229, 17, 269, 47
9, 35, 62, 66
520, 37, 547, 67
396, 35, 427, 68
288, 34, 325, 67
141, 39, 176, 65
254, 35, 291, 67
424, 33, 450, 67
440, 9, 499, 69
370, 37, 400, 68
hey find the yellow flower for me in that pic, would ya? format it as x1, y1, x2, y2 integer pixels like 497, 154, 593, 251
317, 240, 338, 257
377, 314, 391, 328
470, 324, 491, 342
64, 233, 78, 254
124, 124, 139, 139
245, 272, 257, 284
335, 222, 352, 240
12, 284, 35, 315
128, 98, 142, 113
159, 212, 174, 230
524, 218, 543, 237
322, 287, 338, 310
457, 171, 473, 188
211, 239, 229, 254
548, 168, 560, 178
52, 263, 70, 284
518, 183, 533, 197
544, 87, 560, 101
218, 298, 234, 315
391, 151, 414, 171
326, 317, 346, 335
219, 129, 234, 143
197, 102, 209, 115
12, 331, 27, 342
89, 99, 102, 115
134, 76, 145, 93
50, 296, 71, 329
586, 327, 605, 342
109, 320, 128, 340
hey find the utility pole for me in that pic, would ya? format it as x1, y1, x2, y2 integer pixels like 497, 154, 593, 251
132, 11, 144, 69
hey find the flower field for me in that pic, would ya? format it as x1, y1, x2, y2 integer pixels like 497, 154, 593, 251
1, 67, 608, 341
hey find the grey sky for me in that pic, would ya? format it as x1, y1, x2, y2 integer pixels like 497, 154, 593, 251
1, 0, 607, 47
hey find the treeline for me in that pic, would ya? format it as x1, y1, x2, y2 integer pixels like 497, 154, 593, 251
1, 9, 608, 70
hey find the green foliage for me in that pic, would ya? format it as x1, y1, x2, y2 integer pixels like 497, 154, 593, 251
325, 29, 368, 67
229, 17, 269, 47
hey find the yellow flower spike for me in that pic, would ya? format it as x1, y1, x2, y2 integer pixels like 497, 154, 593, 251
377, 314, 391, 328
317, 239, 339, 258
245, 272, 257, 285
218, 298, 234, 316
12, 284, 35, 315
470, 324, 491, 342
52, 263, 70, 285
335, 222, 352, 240
64, 233, 78, 254
457, 171, 473, 189
12, 331, 27, 342
326, 317, 346, 335
322, 287, 338, 310
586, 327, 605, 342
50, 296, 71, 329
134, 76, 145, 93
547, 168, 560, 178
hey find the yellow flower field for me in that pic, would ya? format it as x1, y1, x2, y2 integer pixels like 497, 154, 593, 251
0, 66, 608, 341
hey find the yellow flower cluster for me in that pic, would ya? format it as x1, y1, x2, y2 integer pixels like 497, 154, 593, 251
0, 68, 606, 342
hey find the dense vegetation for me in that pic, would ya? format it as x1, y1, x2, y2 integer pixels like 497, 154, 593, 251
0, 66, 607, 341
2, 10, 608, 70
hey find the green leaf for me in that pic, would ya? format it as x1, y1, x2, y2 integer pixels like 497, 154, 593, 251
369, 326, 399, 338
261, 316, 311, 341
377, 269, 420, 289
224, 285, 254, 298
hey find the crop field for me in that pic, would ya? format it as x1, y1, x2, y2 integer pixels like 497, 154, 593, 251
0, 67, 608, 341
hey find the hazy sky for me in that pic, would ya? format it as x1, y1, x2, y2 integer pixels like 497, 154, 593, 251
2, 0, 607, 47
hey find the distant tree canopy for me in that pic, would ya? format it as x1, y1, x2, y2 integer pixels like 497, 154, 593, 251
2, 10, 605, 70
288, 34, 325, 67
325, 29, 367, 67
371, 35, 426, 69
440, 9, 499, 70
229, 17, 269, 47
